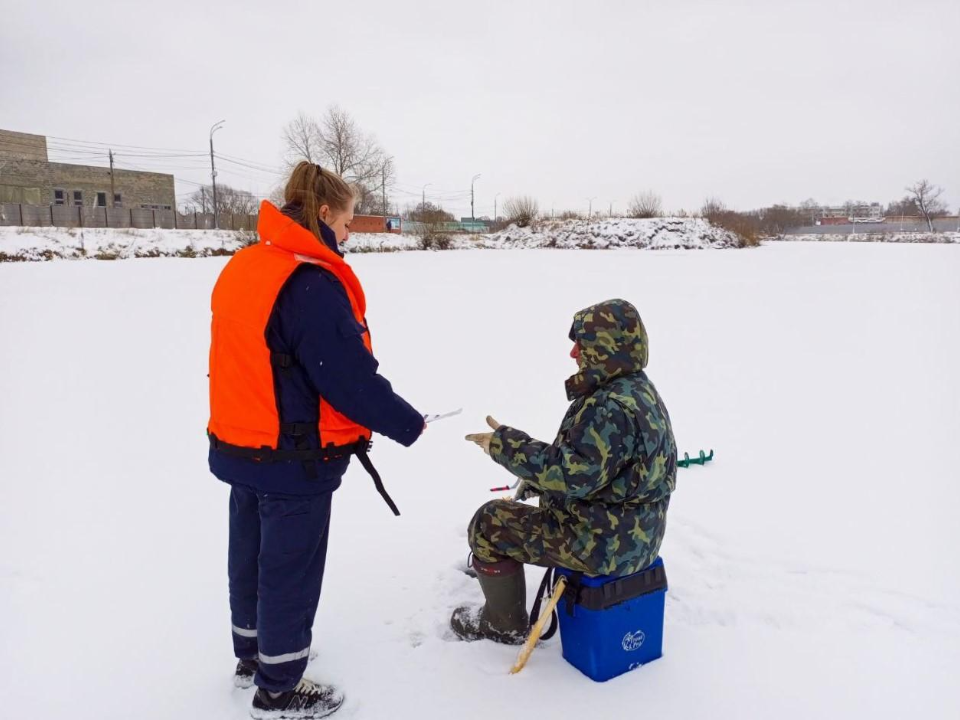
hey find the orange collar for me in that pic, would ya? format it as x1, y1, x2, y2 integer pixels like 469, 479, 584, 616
256, 201, 346, 268
255, 201, 366, 318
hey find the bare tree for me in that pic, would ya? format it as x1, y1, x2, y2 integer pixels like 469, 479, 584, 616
281, 111, 323, 168
268, 184, 286, 207
317, 106, 389, 187
627, 191, 663, 218
906, 179, 947, 232
187, 184, 258, 217
353, 184, 377, 216
798, 198, 819, 224
886, 196, 918, 218
699, 196, 760, 247
354, 155, 395, 215
756, 204, 808, 234
404, 201, 454, 224
700, 197, 727, 218
504, 196, 539, 227
402, 201, 456, 249
281, 106, 395, 215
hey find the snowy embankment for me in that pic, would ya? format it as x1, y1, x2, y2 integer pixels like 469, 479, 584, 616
0, 226, 419, 261
342, 232, 424, 253
472, 217, 741, 250
773, 231, 960, 244
0, 226, 251, 261
1, 243, 958, 720
347, 218, 739, 252
0, 218, 739, 261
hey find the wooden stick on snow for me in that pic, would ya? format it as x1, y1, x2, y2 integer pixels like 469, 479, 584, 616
510, 575, 567, 675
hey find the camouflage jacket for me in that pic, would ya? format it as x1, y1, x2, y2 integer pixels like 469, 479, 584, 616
489, 299, 677, 576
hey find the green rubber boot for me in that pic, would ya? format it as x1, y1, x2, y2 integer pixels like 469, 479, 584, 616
450, 557, 529, 645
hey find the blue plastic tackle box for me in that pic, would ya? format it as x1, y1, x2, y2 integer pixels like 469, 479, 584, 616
555, 557, 667, 682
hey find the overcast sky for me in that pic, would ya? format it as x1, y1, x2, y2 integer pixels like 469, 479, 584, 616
2, 0, 958, 217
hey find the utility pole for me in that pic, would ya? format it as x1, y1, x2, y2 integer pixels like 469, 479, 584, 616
422, 183, 431, 212
494, 192, 501, 222
201, 187, 207, 214
608, 201, 613, 217
381, 165, 387, 217
588, 196, 597, 218
109, 150, 116, 208
209, 120, 225, 229
471, 174, 481, 221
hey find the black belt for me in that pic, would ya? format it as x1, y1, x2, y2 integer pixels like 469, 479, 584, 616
208, 432, 400, 516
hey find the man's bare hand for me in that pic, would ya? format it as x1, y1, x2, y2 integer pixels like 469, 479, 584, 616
465, 416, 501, 455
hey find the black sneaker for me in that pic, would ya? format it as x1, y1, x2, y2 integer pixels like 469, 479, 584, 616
250, 678, 344, 719
234, 658, 259, 689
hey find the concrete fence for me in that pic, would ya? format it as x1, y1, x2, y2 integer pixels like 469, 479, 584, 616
0, 203, 258, 231
783, 217, 960, 235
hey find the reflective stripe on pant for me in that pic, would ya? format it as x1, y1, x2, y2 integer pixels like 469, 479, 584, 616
228, 483, 333, 692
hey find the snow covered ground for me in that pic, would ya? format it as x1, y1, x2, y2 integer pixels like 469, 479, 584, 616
1, 243, 959, 719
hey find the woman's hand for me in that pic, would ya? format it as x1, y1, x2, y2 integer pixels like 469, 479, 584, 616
465, 416, 501, 455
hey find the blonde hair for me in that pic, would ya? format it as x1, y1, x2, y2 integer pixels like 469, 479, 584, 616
283, 161, 355, 240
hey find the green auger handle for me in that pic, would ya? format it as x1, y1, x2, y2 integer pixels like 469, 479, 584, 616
677, 449, 714, 468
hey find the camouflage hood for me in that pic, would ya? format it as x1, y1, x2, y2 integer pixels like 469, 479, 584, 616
565, 299, 649, 401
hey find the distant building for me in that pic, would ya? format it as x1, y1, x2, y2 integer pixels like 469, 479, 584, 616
349, 214, 402, 234
0, 129, 175, 210
459, 217, 492, 232
816, 203, 884, 225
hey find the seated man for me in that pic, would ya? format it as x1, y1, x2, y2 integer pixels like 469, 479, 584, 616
453, 299, 677, 644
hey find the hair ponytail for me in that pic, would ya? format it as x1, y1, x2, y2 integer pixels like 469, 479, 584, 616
283, 161, 355, 240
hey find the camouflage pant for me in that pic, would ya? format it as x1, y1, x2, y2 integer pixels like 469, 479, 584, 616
468, 497, 669, 577
468, 499, 597, 573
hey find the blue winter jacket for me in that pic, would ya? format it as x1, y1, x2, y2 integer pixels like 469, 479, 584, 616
209, 218, 423, 496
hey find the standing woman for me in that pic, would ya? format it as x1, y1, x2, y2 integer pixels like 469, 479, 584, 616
207, 162, 425, 719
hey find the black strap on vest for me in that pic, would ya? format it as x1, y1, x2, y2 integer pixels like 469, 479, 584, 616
353, 445, 400, 517
271, 353, 294, 371
281, 423, 318, 480
208, 433, 401, 516
216, 339, 399, 510
209, 432, 366, 462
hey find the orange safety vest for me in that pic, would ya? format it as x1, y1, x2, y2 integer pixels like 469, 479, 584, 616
208, 201, 399, 513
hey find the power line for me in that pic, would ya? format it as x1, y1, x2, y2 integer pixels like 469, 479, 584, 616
47, 134, 206, 154
0, 138, 106, 157
4, 132, 482, 213
215, 152, 284, 173
2, 137, 206, 160
0, 138, 210, 169
214, 157, 283, 180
